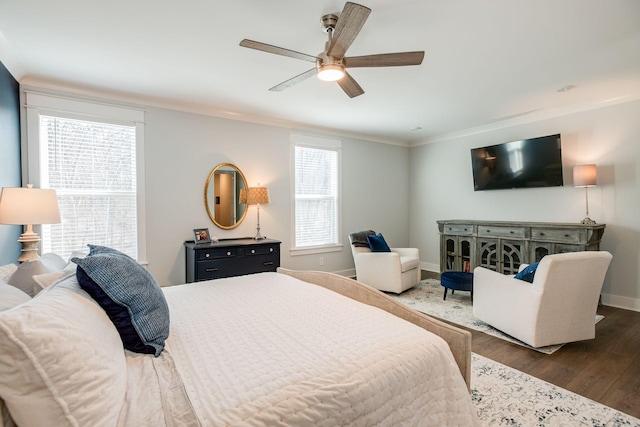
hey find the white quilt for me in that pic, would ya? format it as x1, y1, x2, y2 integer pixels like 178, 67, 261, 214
160, 272, 479, 427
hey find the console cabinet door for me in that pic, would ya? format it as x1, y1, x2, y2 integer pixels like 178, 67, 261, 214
441, 235, 474, 272
477, 238, 526, 274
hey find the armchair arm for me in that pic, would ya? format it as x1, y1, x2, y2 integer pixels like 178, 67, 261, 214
390, 247, 419, 258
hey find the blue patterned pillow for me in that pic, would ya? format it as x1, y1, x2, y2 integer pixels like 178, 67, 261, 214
367, 233, 391, 252
72, 246, 169, 356
514, 262, 540, 283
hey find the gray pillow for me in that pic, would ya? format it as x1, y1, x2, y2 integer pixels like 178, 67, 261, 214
72, 245, 170, 356
8, 253, 67, 297
349, 230, 376, 247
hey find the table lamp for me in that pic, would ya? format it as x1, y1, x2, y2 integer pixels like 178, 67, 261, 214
246, 186, 270, 240
573, 164, 597, 225
0, 184, 61, 262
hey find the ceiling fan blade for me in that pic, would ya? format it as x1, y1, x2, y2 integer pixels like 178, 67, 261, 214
337, 71, 364, 98
240, 39, 318, 63
269, 68, 317, 92
326, 2, 371, 59
345, 51, 425, 68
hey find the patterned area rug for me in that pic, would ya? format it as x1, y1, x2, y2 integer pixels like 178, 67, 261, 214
472, 353, 640, 426
390, 279, 603, 354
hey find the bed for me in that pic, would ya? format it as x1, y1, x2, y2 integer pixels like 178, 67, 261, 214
0, 258, 478, 426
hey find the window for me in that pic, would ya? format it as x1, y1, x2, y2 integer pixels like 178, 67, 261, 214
25, 92, 146, 261
291, 134, 342, 254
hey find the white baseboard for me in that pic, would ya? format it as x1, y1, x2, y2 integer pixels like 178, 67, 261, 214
421, 261, 440, 273
601, 293, 640, 312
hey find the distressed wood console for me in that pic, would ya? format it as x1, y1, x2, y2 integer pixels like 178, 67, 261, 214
437, 220, 606, 274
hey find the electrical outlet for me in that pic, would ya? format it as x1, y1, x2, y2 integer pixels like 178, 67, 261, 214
319, 257, 324, 266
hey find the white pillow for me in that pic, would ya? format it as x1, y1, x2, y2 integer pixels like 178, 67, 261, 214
0, 264, 17, 282
32, 264, 76, 293
0, 284, 30, 311
7, 253, 67, 297
0, 274, 127, 426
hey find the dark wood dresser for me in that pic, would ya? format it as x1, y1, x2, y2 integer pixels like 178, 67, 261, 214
184, 238, 281, 283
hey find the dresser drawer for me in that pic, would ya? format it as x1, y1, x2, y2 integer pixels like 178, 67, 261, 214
244, 244, 279, 257
197, 248, 238, 261
443, 224, 474, 236
532, 228, 582, 243
478, 225, 525, 239
243, 253, 279, 273
196, 259, 243, 280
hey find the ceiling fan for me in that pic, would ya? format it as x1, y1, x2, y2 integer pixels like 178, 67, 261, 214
239, 2, 425, 98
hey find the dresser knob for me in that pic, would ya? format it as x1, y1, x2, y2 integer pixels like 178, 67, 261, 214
270, 248, 273, 252
251, 249, 255, 254
205, 254, 210, 258
227, 252, 231, 256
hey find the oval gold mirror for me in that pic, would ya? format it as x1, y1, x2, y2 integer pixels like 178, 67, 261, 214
204, 163, 248, 229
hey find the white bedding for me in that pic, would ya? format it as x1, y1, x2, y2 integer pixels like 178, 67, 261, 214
159, 272, 479, 426
0, 270, 478, 426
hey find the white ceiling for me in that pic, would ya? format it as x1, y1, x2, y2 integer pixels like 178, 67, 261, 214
1, 0, 639, 145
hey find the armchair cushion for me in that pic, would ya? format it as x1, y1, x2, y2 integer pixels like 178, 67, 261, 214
514, 261, 539, 283
367, 233, 391, 252
399, 256, 420, 273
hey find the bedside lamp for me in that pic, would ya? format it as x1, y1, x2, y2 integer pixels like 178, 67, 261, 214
573, 164, 597, 225
0, 184, 61, 262
246, 186, 270, 240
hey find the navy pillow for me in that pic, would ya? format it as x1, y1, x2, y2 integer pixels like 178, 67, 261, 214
514, 262, 540, 283
367, 233, 391, 252
72, 246, 170, 356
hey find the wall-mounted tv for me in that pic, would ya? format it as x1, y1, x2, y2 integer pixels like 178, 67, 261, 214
470, 134, 563, 191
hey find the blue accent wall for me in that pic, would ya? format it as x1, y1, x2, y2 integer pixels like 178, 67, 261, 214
0, 60, 22, 264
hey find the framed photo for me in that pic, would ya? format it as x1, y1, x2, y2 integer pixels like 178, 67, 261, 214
193, 228, 211, 244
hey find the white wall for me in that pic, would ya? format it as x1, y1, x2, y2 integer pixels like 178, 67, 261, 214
143, 106, 411, 286
409, 99, 640, 311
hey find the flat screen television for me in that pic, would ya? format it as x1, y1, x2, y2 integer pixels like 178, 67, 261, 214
470, 134, 563, 191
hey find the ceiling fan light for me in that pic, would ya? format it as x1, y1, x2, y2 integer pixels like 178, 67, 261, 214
317, 64, 345, 82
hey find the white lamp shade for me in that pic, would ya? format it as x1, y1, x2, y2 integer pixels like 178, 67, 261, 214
246, 187, 270, 205
573, 164, 597, 188
0, 186, 61, 225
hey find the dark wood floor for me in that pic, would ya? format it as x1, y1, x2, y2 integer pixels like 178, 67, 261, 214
419, 270, 640, 418
456, 304, 640, 419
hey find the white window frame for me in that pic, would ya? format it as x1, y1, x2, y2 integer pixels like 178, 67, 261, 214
290, 133, 343, 256
23, 91, 148, 263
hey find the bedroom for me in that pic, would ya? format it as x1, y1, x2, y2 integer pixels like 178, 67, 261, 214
1, 0, 639, 425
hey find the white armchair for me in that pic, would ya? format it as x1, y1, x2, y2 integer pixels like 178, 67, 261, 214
348, 231, 421, 294
472, 251, 612, 348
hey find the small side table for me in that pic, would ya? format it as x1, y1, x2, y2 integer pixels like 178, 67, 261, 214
441, 271, 474, 302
